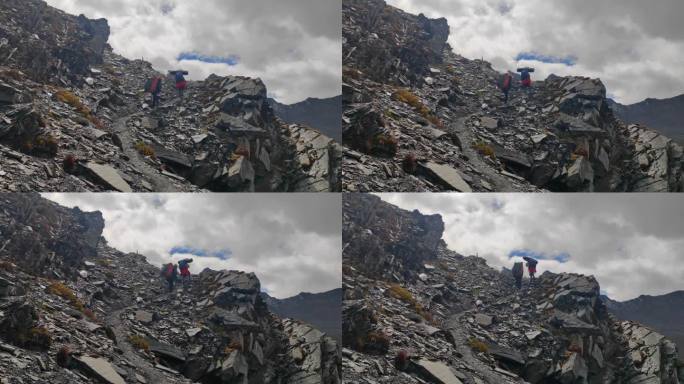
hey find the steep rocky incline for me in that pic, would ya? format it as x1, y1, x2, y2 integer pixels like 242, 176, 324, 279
0, 0, 341, 192
0, 193, 341, 383
341, 0, 683, 192
342, 194, 683, 383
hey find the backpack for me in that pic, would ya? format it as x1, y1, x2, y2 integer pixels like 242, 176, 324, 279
163, 263, 173, 278
512, 262, 523, 278
144, 78, 153, 92
502, 74, 512, 89
175, 72, 185, 83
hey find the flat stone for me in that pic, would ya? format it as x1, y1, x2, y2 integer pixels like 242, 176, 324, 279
75, 356, 126, 384
419, 162, 472, 192
82, 162, 133, 192
414, 360, 463, 384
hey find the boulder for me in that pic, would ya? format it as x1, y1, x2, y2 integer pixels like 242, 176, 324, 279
418, 162, 473, 192
74, 356, 125, 384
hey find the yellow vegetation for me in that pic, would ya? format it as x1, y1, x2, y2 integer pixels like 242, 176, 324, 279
47, 282, 84, 311
128, 335, 150, 352
468, 338, 489, 353
473, 142, 496, 159
135, 141, 156, 158
55, 90, 105, 129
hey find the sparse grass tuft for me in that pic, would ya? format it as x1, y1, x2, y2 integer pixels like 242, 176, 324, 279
0, 260, 15, 271
55, 90, 105, 129
468, 338, 489, 353
56, 346, 71, 367
342, 66, 362, 80
473, 142, 496, 159
135, 142, 156, 158
47, 282, 84, 311
372, 134, 398, 157
224, 339, 243, 355
128, 335, 149, 352
392, 89, 444, 127
402, 153, 418, 174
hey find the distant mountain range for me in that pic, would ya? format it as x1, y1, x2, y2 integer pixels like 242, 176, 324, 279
609, 95, 684, 144
262, 288, 342, 342
603, 291, 684, 353
269, 96, 342, 142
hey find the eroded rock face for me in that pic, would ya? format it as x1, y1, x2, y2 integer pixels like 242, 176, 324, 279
0, 0, 110, 83
343, 193, 444, 280
0, 193, 104, 277
341, 196, 682, 384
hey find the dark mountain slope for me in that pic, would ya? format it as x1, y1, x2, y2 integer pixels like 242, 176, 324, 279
609, 96, 684, 145
262, 288, 342, 342
269, 96, 342, 142
604, 291, 684, 354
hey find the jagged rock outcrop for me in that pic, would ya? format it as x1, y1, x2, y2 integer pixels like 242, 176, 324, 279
342, 0, 684, 193
0, 0, 340, 192
0, 193, 104, 277
343, 193, 444, 281
0, 193, 341, 383
342, 194, 683, 383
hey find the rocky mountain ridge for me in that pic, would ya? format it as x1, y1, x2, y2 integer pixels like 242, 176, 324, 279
0, 193, 341, 383
342, 194, 683, 383
609, 96, 684, 145
262, 288, 342, 343
341, 0, 683, 192
269, 96, 343, 142
0, 0, 341, 193
604, 291, 684, 357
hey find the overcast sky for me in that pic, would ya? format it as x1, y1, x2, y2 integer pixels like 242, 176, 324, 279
43, 193, 341, 299
45, 0, 341, 104
386, 0, 684, 104
378, 193, 684, 301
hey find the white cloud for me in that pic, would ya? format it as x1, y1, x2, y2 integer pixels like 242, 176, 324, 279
45, 0, 341, 104
42, 193, 342, 299
377, 193, 684, 301
386, 0, 684, 104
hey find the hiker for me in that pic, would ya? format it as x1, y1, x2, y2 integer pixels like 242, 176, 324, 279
171, 70, 188, 100
178, 258, 193, 287
517, 67, 534, 88
500, 71, 513, 103
160, 263, 178, 292
512, 261, 524, 289
145, 76, 163, 108
523, 256, 538, 281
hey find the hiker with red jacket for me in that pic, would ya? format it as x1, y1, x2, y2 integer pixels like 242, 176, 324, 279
160, 263, 178, 292
517, 67, 534, 88
178, 258, 193, 287
500, 71, 514, 103
171, 70, 188, 100
145, 76, 163, 108
523, 256, 538, 281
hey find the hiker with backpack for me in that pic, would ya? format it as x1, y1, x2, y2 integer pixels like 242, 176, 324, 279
523, 256, 538, 281
145, 76, 163, 108
170, 70, 188, 100
160, 263, 179, 292
517, 67, 534, 88
500, 71, 514, 103
512, 261, 524, 289
178, 258, 193, 287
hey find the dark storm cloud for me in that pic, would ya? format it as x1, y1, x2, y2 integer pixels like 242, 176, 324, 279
43, 193, 342, 298
379, 193, 684, 301
45, 0, 341, 104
